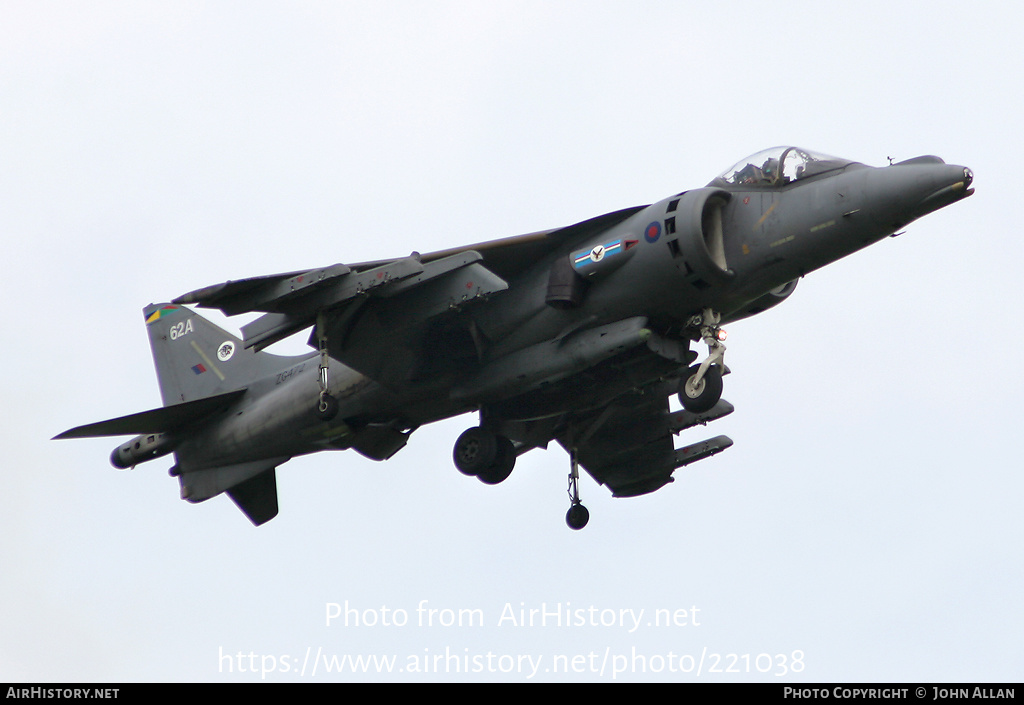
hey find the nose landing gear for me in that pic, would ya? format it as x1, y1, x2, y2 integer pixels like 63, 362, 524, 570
680, 308, 726, 413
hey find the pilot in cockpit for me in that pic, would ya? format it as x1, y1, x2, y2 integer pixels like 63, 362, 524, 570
734, 162, 764, 184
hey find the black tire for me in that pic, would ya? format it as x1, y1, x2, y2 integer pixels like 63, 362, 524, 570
453, 427, 498, 476
566, 504, 590, 530
477, 435, 516, 485
316, 393, 339, 421
678, 364, 723, 413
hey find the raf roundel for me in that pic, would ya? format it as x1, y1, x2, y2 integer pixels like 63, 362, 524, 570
217, 341, 235, 362
644, 221, 661, 243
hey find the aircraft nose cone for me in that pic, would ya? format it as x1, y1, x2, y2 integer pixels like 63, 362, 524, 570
865, 159, 973, 230
913, 163, 975, 216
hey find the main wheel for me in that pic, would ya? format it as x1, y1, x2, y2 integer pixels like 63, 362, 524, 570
477, 435, 516, 485
453, 427, 498, 476
566, 504, 590, 530
678, 364, 723, 413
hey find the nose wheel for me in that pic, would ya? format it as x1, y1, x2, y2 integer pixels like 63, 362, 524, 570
680, 308, 726, 413
679, 363, 723, 413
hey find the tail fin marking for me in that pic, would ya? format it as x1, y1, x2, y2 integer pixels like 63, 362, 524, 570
143, 303, 307, 405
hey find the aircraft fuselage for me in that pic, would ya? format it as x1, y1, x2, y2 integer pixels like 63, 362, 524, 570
58, 146, 973, 526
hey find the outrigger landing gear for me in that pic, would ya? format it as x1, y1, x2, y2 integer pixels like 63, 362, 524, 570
679, 308, 727, 414
315, 311, 339, 421
565, 450, 589, 530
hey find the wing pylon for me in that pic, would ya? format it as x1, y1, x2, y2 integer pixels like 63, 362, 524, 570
561, 396, 735, 498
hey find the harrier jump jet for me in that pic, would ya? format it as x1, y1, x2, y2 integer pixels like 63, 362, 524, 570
55, 147, 973, 529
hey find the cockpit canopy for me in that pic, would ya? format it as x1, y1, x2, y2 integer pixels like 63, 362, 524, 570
713, 147, 854, 187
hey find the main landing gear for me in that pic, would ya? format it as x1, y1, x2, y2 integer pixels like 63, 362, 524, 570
452, 425, 590, 530
679, 308, 726, 414
453, 426, 516, 485
451, 308, 729, 531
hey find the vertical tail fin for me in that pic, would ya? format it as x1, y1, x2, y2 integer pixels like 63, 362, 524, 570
143, 303, 296, 405
143, 304, 313, 525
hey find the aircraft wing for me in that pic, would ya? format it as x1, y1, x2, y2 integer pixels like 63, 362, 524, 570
416, 204, 646, 280
173, 205, 647, 386
175, 204, 644, 315
557, 387, 734, 497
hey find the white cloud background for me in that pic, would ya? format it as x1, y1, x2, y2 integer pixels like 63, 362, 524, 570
2, 1, 1020, 682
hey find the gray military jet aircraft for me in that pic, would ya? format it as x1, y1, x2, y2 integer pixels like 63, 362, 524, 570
56, 147, 973, 529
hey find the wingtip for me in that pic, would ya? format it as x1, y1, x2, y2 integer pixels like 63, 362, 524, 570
52, 425, 96, 440
172, 284, 223, 305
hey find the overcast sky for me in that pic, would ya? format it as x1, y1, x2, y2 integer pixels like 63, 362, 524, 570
3, 1, 1021, 682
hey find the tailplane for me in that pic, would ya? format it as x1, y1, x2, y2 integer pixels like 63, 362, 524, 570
142, 303, 308, 525
56, 304, 314, 526
55, 304, 287, 441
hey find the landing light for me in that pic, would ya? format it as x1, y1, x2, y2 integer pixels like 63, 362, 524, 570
717, 329, 728, 342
